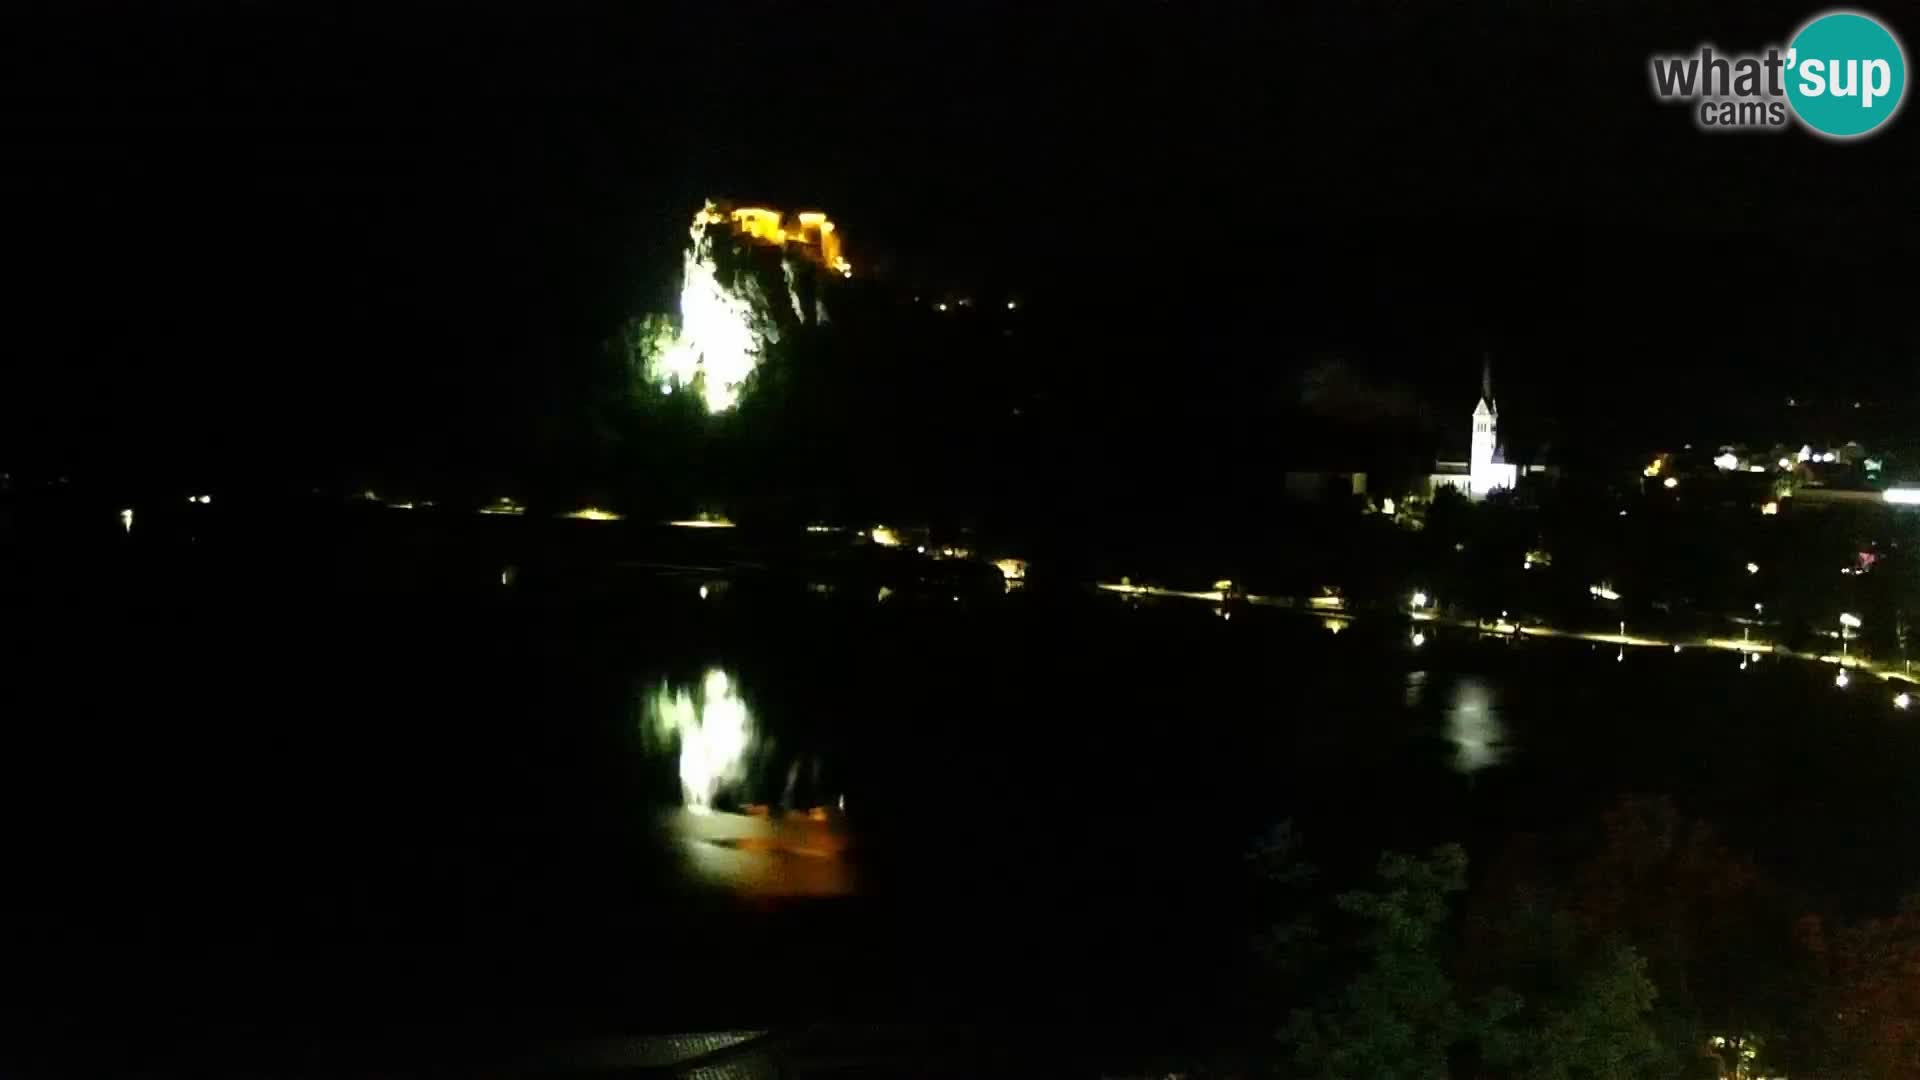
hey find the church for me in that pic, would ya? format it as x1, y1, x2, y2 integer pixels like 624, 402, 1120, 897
1428, 360, 1520, 500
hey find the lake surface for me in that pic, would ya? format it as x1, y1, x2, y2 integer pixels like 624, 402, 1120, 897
3, 503, 1917, 1062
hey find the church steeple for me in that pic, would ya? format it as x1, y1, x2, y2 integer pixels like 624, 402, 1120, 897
1433, 353, 1518, 500
1470, 355, 1498, 468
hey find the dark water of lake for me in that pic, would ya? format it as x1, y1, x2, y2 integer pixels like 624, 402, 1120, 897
3, 507, 1918, 1065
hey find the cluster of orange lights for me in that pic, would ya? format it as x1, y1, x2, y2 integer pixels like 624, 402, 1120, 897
721, 205, 851, 278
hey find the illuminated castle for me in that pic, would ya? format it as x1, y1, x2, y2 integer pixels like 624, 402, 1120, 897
699, 202, 853, 278
644, 200, 853, 413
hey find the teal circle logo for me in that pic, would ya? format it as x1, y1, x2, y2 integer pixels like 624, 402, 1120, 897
1786, 11, 1906, 137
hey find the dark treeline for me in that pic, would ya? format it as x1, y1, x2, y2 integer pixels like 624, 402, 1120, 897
1223, 796, 1920, 1079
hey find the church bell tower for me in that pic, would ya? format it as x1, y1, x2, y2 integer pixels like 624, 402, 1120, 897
1470, 355, 1497, 469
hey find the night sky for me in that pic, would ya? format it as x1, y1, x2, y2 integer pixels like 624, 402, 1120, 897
2, 2, 1914, 476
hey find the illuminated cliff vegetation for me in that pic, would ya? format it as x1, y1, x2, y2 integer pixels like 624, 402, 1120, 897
622, 201, 839, 414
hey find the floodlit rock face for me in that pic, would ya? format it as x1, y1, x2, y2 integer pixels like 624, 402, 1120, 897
643, 201, 843, 412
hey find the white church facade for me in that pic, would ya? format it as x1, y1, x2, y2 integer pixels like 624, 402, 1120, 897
1429, 362, 1519, 500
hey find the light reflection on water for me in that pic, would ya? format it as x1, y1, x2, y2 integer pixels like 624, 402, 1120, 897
644, 668, 855, 896
646, 669, 754, 812
672, 808, 854, 897
1405, 670, 1428, 709
1446, 677, 1508, 774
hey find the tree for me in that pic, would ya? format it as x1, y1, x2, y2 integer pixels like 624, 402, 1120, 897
1246, 821, 1321, 977
1795, 898, 1920, 1079
617, 311, 680, 400
1567, 797, 1799, 1072
1479, 938, 1664, 1080
1461, 836, 1665, 1079
1249, 826, 1679, 1079
1281, 845, 1472, 1079
1460, 798, 1803, 1077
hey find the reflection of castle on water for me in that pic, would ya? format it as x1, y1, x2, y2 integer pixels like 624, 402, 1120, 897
644, 667, 854, 897
646, 668, 755, 812
673, 806, 855, 899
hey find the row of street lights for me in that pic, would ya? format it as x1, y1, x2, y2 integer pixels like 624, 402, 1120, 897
1410, 558, 1902, 705
1825, 613, 1910, 709
1836, 613, 1861, 688
1415, 586, 1899, 701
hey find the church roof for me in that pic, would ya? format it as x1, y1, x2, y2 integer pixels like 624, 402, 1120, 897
1473, 397, 1497, 417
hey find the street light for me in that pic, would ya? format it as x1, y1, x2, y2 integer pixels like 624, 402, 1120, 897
1840, 613, 1860, 662
1745, 562, 1759, 575
1410, 590, 1429, 610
